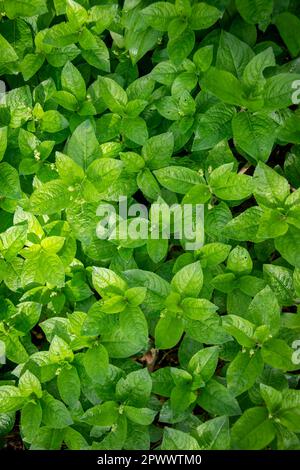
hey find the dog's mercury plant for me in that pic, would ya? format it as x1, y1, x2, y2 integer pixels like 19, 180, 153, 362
0, 0, 300, 451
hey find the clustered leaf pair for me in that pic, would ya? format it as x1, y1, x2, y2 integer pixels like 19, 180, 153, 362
0, 0, 300, 451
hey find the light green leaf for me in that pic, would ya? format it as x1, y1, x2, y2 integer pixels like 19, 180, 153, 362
196, 416, 230, 450
161, 427, 200, 450
253, 161, 290, 208
67, 120, 99, 169
61, 61, 86, 102
30, 180, 71, 215
154, 166, 204, 194
172, 261, 203, 298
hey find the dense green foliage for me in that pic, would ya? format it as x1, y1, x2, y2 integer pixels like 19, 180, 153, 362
0, 0, 300, 451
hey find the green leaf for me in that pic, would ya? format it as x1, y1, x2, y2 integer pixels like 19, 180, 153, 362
81, 401, 118, 426
150, 60, 180, 86
193, 45, 213, 72
155, 311, 184, 349
147, 238, 168, 263
161, 427, 200, 450
141, 2, 178, 31
263, 264, 295, 306
0, 386, 24, 413
4, 0, 48, 19
222, 315, 256, 348
274, 12, 300, 58
124, 286, 147, 307
124, 406, 156, 425
151, 367, 174, 397
120, 151, 144, 173
181, 298, 217, 321
196, 416, 230, 450
121, 116, 148, 145
0, 162, 22, 199
137, 168, 161, 201
278, 389, 300, 433
275, 226, 300, 268
182, 183, 211, 204
209, 163, 254, 201
200, 67, 246, 106
87, 158, 123, 192
21, 251, 65, 288
189, 3, 222, 30
224, 207, 263, 242
92, 414, 127, 450
260, 384, 282, 415
79, 28, 110, 72
217, 31, 254, 79
40, 110, 69, 133
21, 54, 45, 81
242, 47, 275, 89
30, 180, 71, 215
57, 365, 80, 407
263, 74, 300, 111
227, 245, 253, 275
253, 161, 290, 208
19, 370, 42, 398
227, 350, 264, 396
142, 132, 174, 170
193, 103, 236, 151
154, 166, 204, 194
63, 427, 88, 450
101, 306, 148, 358
172, 261, 203, 298
56, 152, 84, 184
0, 33, 18, 65
235, 0, 273, 25
98, 77, 128, 114
21, 401, 42, 443
198, 379, 241, 416
67, 120, 99, 169
49, 336, 74, 363
256, 208, 288, 239
83, 343, 109, 383
61, 61, 86, 102
124, 269, 171, 311
30, 427, 64, 450
167, 27, 195, 66
43, 22, 79, 47
232, 112, 277, 162
196, 243, 231, 267
92, 267, 127, 297
66, 0, 88, 28
0, 224, 28, 262
188, 346, 219, 386
116, 368, 152, 407
261, 338, 298, 371
42, 393, 73, 429
247, 286, 280, 335
231, 407, 275, 450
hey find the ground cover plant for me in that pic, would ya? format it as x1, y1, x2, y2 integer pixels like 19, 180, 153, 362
0, 0, 300, 451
